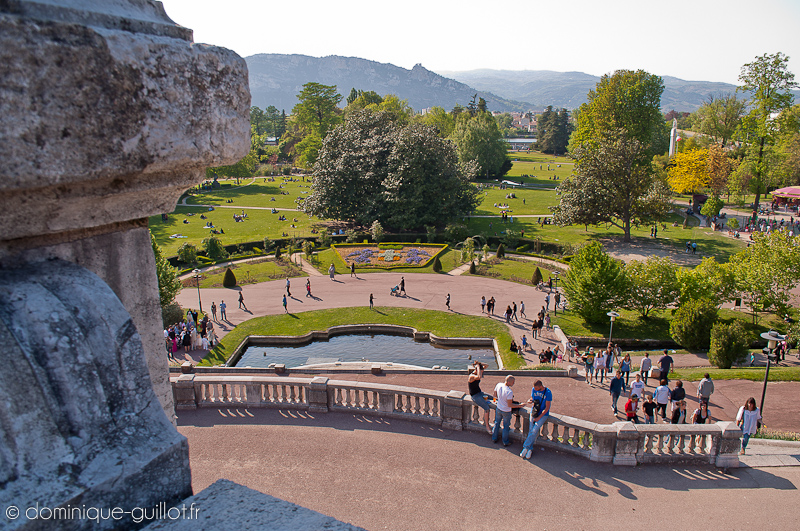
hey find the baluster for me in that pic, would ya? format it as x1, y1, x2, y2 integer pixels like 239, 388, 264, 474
433, 399, 440, 417
396, 394, 404, 412
582, 430, 590, 450
513, 413, 521, 434
413, 396, 421, 415
473, 405, 480, 424
422, 397, 430, 416
548, 422, 558, 443
220, 383, 228, 402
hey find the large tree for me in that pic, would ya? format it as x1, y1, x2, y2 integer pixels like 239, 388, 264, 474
537, 106, 572, 154
303, 110, 479, 230
570, 69, 669, 160
738, 52, 797, 210
450, 111, 509, 178
562, 241, 627, 324
624, 256, 680, 319
554, 130, 672, 241
292, 82, 343, 139
694, 94, 746, 147
668, 148, 709, 194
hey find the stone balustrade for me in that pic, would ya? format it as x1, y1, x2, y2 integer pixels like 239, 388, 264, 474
173, 375, 741, 468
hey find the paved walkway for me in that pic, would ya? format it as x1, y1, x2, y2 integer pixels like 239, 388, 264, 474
177, 408, 800, 531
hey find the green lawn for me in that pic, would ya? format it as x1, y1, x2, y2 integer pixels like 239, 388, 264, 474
671, 366, 800, 382
468, 256, 566, 285
201, 307, 522, 369
473, 187, 560, 216
189, 257, 306, 288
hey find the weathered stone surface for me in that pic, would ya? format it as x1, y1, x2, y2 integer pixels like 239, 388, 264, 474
0, 6, 250, 241
0, 259, 190, 530
144, 479, 365, 531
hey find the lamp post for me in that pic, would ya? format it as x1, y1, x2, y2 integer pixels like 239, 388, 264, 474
553, 271, 560, 315
607, 311, 620, 345
759, 330, 784, 417
193, 269, 203, 313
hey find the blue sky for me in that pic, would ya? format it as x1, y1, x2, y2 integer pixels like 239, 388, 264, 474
160, 0, 799, 86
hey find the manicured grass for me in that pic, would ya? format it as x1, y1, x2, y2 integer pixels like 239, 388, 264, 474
186, 176, 312, 209
469, 256, 566, 285
473, 187, 560, 216
671, 366, 800, 382
189, 257, 306, 288
313, 247, 459, 275
149, 204, 318, 256
201, 307, 523, 369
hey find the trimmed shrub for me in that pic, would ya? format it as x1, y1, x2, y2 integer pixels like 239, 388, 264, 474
202, 236, 228, 261
222, 267, 237, 288
161, 302, 184, 328
318, 230, 331, 248
469, 261, 477, 274
196, 255, 214, 265
426, 225, 437, 243
727, 218, 740, 230
432, 255, 442, 273
531, 267, 543, 286
274, 247, 282, 259
443, 223, 468, 242
669, 298, 718, 350
371, 220, 385, 243
709, 320, 749, 369
177, 242, 198, 264
496, 243, 506, 258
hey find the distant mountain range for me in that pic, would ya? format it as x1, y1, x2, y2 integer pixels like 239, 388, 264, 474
246, 54, 529, 113
245, 54, 799, 114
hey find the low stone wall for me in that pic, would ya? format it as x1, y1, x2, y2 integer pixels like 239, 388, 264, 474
226, 324, 502, 369
172, 374, 741, 468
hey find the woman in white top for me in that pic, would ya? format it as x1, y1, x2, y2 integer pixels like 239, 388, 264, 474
736, 397, 762, 455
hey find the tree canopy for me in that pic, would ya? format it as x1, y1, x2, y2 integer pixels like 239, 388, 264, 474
537, 106, 572, 154
738, 52, 797, 209
562, 241, 626, 324
450, 111, 509, 179
292, 82, 343, 139
302, 110, 479, 231
553, 130, 672, 241
668, 148, 709, 194
693, 94, 745, 147
570, 69, 668, 160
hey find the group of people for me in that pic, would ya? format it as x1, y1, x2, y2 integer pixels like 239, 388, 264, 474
468, 362, 553, 459
164, 309, 217, 362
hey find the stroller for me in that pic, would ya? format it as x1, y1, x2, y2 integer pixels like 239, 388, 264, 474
390, 285, 400, 296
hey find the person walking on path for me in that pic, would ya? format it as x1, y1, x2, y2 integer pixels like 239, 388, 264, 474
520, 300, 526, 318
554, 291, 561, 310
642, 395, 657, 424
625, 395, 640, 423
697, 373, 715, 406
492, 375, 516, 446
369, 293, 374, 309
640, 352, 652, 385
481, 296, 486, 313
630, 373, 645, 399
505, 305, 512, 323
350, 262, 356, 278
582, 348, 595, 385
620, 354, 632, 385
446, 293, 451, 310
512, 302, 518, 321
670, 380, 686, 414
520, 380, 552, 459
285, 277, 291, 297
468, 361, 493, 434
399, 276, 406, 295
306, 279, 311, 297
282, 294, 288, 313
238, 291, 247, 311
219, 300, 227, 321
544, 293, 550, 311
654, 379, 671, 421
609, 370, 626, 415
658, 349, 673, 383
210, 301, 217, 321
328, 263, 335, 280
692, 241, 697, 254
488, 297, 495, 315
594, 350, 606, 385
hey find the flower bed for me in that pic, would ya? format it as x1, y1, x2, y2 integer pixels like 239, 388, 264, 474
332, 243, 446, 269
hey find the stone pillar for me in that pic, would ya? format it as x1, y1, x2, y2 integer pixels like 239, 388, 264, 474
589, 424, 617, 463
378, 390, 396, 413
715, 421, 743, 469
174, 374, 198, 410
613, 422, 640, 466
442, 391, 466, 431
308, 377, 330, 413
0, 0, 250, 423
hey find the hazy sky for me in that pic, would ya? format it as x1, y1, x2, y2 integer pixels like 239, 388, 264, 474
160, 0, 799, 86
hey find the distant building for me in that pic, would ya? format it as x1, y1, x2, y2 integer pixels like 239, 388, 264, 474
506, 138, 537, 150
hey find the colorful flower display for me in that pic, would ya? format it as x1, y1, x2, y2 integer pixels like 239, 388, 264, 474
334, 244, 444, 269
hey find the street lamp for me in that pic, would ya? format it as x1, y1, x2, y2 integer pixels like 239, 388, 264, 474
553, 271, 561, 315
607, 311, 620, 345
759, 330, 785, 417
193, 268, 203, 313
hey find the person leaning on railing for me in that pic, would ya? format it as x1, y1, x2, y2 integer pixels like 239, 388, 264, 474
468, 361, 494, 434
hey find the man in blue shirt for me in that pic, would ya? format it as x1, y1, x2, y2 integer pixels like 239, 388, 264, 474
609, 370, 626, 415
520, 380, 552, 459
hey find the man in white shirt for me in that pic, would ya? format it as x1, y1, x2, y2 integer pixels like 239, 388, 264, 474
594, 351, 606, 384
492, 375, 516, 446
653, 379, 671, 422
630, 373, 646, 399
